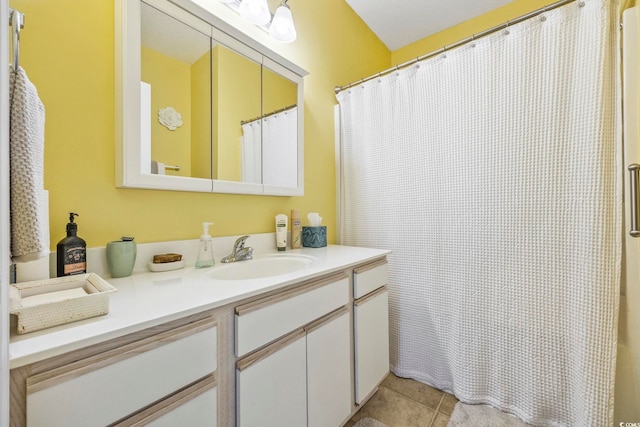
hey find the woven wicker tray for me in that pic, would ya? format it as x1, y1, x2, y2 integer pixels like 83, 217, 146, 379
9, 273, 117, 334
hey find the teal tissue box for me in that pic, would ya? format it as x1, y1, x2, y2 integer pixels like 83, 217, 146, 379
302, 226, 327, 248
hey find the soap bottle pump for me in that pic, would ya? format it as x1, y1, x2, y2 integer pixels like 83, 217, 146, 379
195, 222, 215, 269
56, 212, 87, 277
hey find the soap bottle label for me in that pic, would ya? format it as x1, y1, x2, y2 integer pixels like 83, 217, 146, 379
63, 246, 87, 275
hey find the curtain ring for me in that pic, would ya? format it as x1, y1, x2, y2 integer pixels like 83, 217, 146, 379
540, 5, 548, 21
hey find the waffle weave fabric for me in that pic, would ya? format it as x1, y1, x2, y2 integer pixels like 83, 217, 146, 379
337, 1, 621, 425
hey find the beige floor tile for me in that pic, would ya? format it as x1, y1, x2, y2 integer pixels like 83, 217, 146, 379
381, 374, 444, 410
430, 412, 450, 427
438, 393, 458, 416
350, 386, 435, 427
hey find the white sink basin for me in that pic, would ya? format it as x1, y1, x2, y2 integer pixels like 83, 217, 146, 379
209, 254, 316, 280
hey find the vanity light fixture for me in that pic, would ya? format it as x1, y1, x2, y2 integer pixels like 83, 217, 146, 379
239, 0, 271, 25
218, 0, 297, 43
269, 0, 296, 43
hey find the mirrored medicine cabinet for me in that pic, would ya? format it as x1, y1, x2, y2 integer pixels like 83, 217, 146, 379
115, 0, 307, 195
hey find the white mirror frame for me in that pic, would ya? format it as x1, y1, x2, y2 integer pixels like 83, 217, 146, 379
115, 0, 307, 196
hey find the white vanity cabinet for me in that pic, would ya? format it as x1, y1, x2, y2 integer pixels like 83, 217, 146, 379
353, 260, 390, 404
10, 314, 218, 427
9, 251, 391, 427
235, 273, 352, 427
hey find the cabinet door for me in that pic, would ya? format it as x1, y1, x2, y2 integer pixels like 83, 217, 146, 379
354, 287, 390, 404
306, 307, 352, 427
236, 330, 307, 427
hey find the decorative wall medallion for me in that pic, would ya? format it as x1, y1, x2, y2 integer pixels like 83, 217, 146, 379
158, 107, 183, 131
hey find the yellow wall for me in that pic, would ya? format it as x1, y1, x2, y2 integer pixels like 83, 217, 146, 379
9, 0, 390, 247
191, 49, 211, 180
263, 67, 298, 113
141, 46, 191, 177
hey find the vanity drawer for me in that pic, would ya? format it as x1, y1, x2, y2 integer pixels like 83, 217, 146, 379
235, 272, 349, 357
25, 318, 217, 427
353, 258, 388, 299
114, 375, 217, 427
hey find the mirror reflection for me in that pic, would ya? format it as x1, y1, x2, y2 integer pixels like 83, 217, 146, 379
141, 2, 212, 179
256, 66, 298, 187
139, 0, 300, 189
214, 44, 261, 182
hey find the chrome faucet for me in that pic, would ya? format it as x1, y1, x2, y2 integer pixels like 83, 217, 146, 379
221, 235, 254, 263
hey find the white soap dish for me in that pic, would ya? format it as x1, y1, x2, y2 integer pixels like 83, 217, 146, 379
9, 273, 117, 334
148, 260, 185, 272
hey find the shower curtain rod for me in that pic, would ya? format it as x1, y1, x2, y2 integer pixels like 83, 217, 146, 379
334, 0, 579, 93
240, 103, 297, 125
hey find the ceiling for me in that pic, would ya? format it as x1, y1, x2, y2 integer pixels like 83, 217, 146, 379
141, 3, 213, 64
344, 0, 513, 51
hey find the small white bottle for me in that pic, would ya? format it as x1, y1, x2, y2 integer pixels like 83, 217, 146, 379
196, 222, 215, 269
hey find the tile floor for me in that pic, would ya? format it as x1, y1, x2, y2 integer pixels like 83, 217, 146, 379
344, 373, 459, 427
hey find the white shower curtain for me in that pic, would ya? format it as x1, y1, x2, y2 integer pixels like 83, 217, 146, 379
337, 1, 621, 426
262, 106, 298, 187
241, 106, 298, 186
241, 121, 262, 183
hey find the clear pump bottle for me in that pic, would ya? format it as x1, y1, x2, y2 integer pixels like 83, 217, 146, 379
196, 222, 215, 269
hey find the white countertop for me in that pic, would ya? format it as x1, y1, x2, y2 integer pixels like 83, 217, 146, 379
9, 244, 389, 369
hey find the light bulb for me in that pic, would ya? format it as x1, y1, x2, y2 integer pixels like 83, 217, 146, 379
239, 0, 271, 26
269, 2, 296, 43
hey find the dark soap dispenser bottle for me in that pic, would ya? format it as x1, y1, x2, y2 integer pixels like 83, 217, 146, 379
56, 212, 87, 277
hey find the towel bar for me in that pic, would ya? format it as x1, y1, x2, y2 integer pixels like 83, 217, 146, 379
628, 164, 640, 237
9, 9, 24, 72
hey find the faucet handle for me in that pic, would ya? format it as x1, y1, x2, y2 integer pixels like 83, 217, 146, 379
233, 235, 250, 252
